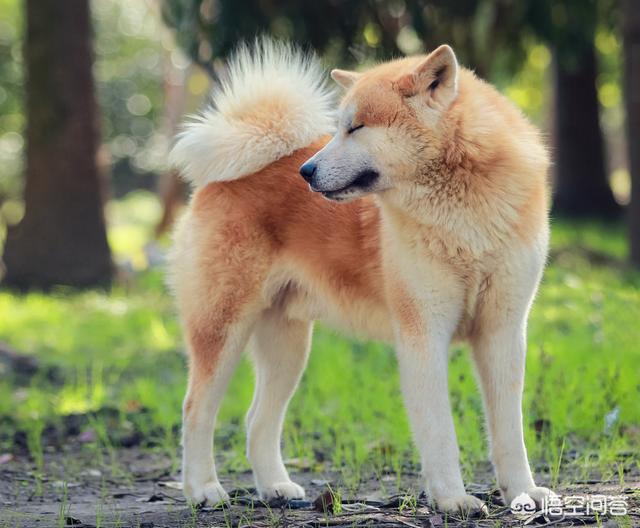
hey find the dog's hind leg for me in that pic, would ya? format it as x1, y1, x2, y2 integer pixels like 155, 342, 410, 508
246, 308, 312, 500
171, 199, 277, 505
181, 308, 257, 505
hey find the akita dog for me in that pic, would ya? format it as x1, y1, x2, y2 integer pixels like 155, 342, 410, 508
169, 39, 553, 514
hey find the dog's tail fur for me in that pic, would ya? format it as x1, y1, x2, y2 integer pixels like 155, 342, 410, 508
170, 38, 336, 187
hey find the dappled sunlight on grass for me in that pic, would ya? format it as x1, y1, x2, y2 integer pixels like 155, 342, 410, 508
56, 372, 107, 416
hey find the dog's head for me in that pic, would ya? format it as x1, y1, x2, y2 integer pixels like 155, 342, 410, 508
300, 45, 459, 202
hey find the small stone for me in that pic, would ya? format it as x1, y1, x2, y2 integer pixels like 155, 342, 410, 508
80, 469, 102, 478
53, 481, 80, 489
78, 429, 96, 443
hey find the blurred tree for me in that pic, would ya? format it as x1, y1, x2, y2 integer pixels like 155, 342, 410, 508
551, 41, 620, 217
405, 0, 531, 81
623, 0, 640, 265
93, 0, 169, 199
2, 0, 112, 289
161, 0, 532, 77
0, 1, 171, 207
155, 62, 191, 236
522, 0, 620, 218
162, 0, 361, 71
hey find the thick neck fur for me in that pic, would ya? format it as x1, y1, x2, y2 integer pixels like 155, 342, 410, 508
380, 69, 549, 256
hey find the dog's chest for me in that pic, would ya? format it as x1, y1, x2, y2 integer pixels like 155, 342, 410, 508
389, 225, 498, 336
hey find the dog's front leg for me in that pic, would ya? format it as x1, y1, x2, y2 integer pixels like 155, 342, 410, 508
471, 313, 555, 509
393, 305, 486, 514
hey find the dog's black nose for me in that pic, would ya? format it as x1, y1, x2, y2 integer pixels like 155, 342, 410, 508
299, 162, 317, 183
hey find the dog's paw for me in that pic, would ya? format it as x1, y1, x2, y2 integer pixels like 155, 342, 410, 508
434, 494, 487, 516
507, 486, 560, 518
258, 480, 306, 501
505, 486, 557, 510
184, 480, 230, 506
526, 486, 557, 507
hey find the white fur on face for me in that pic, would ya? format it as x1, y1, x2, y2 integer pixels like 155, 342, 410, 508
303, 107, 390, 201
306, 134, 374, 191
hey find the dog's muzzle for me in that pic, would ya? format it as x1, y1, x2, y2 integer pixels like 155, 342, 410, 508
299, 165, 380, 197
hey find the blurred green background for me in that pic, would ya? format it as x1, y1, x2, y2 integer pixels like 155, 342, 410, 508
0, 0, 638, 513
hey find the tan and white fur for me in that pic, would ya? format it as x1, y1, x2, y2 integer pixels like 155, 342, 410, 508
169, 38, 554, 514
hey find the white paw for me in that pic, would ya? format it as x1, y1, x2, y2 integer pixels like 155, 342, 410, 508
434, 494, 487, 515
258, 480, 306, 501
506, 486, 557, 510
527, 486, 557, 507
184, 479, 230, 505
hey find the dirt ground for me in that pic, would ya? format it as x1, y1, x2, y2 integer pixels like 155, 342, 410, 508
1, 443, 638, 528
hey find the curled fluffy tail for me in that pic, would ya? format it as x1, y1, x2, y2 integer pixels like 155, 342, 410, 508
170, 39, 336, 187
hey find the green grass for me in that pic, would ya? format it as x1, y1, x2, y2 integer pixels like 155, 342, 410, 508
0, 194, 639, 492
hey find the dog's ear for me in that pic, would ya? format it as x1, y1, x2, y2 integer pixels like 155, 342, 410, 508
331, 69, 360, 90
396, 45, 459, 106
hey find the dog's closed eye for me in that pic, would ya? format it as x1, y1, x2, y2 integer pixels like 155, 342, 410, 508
347, 124, 364, 135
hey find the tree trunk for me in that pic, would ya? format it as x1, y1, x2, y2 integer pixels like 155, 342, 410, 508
623, 0, 640, 266
551, 44, 621, 218
2, 0, 112, 289
155, 61, 190, 237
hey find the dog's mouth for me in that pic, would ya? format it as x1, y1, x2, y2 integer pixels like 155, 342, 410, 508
316, 169, 380, 201
321, 188, 360, 201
